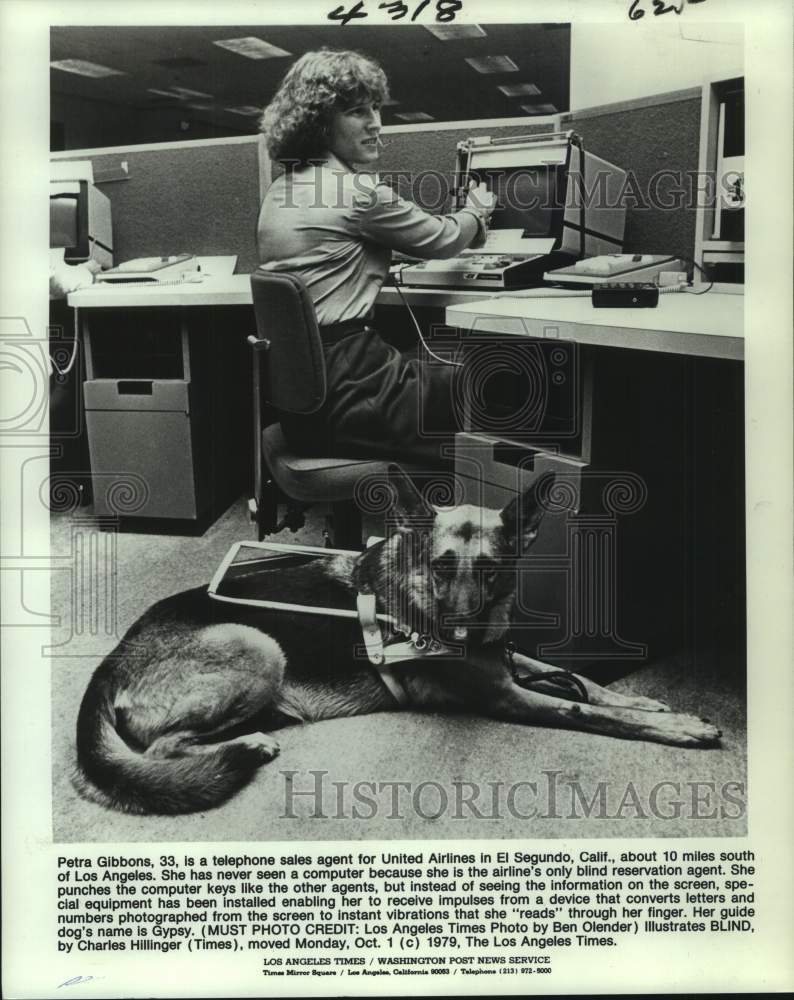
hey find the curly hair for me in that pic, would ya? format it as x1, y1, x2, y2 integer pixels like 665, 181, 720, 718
260, 49, 389, 167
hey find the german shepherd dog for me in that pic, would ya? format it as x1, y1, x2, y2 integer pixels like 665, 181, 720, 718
75, 470, 721, 815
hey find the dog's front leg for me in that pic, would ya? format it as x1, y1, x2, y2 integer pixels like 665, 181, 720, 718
485, 681, 720, 748
510, 650, 670, 712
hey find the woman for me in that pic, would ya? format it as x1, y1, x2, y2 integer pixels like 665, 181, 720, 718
257, 48, 494, 466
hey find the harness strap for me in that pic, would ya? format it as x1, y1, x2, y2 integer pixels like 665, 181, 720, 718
356, 593, 455, 707
357, 593, 411, 707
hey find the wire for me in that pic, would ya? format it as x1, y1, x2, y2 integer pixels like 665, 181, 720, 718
49, 310, 80, 377
677, 254, 715, 295
392, 265, 464, 368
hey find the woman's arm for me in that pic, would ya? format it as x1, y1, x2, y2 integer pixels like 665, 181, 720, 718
356, 181, 491, 260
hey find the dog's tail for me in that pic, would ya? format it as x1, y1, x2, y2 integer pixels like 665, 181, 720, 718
75, 677, 269, 815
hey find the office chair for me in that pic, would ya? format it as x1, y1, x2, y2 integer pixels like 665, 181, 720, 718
248, 270, 426, 549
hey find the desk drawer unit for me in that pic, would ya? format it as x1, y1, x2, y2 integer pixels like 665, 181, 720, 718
84, 379, 200, 520
454, 431, 647, 671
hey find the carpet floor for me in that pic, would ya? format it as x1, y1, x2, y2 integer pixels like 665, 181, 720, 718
51, 498, 747, 843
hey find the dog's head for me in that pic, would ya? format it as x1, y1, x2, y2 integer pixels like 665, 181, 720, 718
355, 467, 553, 648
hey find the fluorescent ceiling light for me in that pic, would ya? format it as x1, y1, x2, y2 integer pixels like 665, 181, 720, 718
225, 105, 262, 116
424, 24, 486, 40
213, 37, 291, 59
465, 55, 519, 74
50, 59, 124, 78
498, 82, 542, 97
394, 112, 435, 122
146, 87, 213, 101
521, 102, 558, 115
381, 96, 400, 107
186, 102, 213, 111
168, 86, 213, 100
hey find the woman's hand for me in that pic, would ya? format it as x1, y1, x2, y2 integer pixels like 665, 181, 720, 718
465, 180, 497, 219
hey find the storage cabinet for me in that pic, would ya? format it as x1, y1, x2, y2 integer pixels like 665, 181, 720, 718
80, 306, 249, 530
453, 337, 743, 672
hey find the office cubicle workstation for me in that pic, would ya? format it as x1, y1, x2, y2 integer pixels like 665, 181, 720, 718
46, 18, 749, 844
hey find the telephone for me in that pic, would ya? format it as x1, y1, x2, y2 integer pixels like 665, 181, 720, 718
95, 254, 202, 284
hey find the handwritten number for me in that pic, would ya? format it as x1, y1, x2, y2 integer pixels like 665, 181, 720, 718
652, 0, 684, 14
328, 1, 367, 24
379, 1, 407, 18
330, 0, 459, 22
436, 0, 462, 21
629, 0, 704, 18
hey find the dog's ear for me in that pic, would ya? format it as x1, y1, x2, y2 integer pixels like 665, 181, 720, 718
500, 473, 554, 552
387, 464, 434, 531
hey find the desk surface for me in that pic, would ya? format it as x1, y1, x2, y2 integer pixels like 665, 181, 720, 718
68, 274, 487, 310
446, 290, 744, 361
69, 276, 743, 362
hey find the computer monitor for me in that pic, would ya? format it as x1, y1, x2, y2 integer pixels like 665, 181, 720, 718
468, 162, 565, 239
456, 132, 627, 260
50, 162, 113, 268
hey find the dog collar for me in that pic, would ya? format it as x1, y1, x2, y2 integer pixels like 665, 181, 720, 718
356, 593, 454, 707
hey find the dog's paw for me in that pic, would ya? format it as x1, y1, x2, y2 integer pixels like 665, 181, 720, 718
239, 733, 280, 761
661, 713, 722, 747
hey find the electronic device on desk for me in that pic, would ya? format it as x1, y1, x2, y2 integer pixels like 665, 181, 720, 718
50, 161, 113, 269
545, 254, 687, 287
695, 76, 744, 290
398, 130, 627, 291
94, 255, 202, 284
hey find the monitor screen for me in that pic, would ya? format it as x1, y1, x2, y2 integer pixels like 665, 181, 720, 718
50, 194, 79, 250
470, 165, 564, 238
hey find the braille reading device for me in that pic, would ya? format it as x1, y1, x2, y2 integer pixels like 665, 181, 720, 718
591, 283, 660, 308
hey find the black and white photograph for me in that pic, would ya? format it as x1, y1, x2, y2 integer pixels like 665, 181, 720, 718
47, 10, 748, 843
2, 0, 792, 996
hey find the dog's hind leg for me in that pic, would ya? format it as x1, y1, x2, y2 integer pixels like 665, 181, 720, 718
486, 680, 720, 748
119, 624, 286, 754
145, 729, 280, 763
510, 650, 670, 712
76, 623, 288, 814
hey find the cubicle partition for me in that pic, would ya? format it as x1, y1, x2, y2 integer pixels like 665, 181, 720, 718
51, 84, 702, 269
563, 88, 702, 263
52, 135, 261, 273
373, 87, 702, 261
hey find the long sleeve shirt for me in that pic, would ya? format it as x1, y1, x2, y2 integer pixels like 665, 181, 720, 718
257, 153, 486, 325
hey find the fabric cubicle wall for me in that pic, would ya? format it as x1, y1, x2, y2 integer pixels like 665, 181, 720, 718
52, 136, 261, 273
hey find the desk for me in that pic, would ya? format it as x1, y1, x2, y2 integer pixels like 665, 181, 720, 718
68, 275, 490, 310
70, 283, 744, 360
445, 290, 743, 361
66, 272, 489, 528
66, 276, 744, 662
441, 290, 744, 666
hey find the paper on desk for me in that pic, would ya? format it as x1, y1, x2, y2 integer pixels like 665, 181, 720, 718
195, 254, 238, 276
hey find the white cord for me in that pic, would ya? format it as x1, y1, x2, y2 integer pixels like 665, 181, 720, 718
391, 264, 696, 367
393, 271, 464, 368
50, 312, 80, 377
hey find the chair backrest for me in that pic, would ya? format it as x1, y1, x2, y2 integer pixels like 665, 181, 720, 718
250, 269, 326, 414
